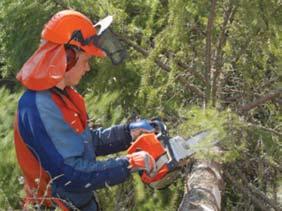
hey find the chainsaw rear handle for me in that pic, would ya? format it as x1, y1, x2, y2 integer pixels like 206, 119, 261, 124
161, 135, 178, 171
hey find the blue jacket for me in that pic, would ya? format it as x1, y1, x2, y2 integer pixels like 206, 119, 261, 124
15, 87, 132, 209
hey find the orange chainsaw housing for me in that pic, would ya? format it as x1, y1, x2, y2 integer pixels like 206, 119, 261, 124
127, 133, 169, 184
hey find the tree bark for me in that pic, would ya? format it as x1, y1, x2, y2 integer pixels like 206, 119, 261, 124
205, 0, 217, 104
178, 160, 224, 211
212, 3, 236, 106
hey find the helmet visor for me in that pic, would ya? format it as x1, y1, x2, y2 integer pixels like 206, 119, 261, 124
93, 29, 127, 65
70, 15, 127, 64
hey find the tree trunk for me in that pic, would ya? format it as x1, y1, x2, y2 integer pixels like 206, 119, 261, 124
178, 160, 224, 211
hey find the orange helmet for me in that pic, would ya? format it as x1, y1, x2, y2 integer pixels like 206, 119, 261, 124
41, 10, 106, 57
17, 10, 126, 91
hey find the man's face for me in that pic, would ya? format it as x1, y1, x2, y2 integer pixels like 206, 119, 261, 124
64, 51, 92, 86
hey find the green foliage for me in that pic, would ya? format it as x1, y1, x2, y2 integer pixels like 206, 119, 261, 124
173, 107, 247, 162
86, 91, 124, 125
0, 0, 58, 78
0, 0, 281, 210
82, 60, 142, 125
0, 88, 22, 209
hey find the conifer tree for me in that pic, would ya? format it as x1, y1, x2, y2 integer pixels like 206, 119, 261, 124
0, 0, 281, 210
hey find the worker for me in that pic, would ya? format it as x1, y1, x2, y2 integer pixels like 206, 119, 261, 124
14, 10, 156, 210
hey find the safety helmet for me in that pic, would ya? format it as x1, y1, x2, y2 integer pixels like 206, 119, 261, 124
41, 10, 105, 57
17, 10, 126, 91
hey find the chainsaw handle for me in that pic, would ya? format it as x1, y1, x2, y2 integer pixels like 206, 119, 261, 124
149, 119, 168, 136
162, 135, 178, 171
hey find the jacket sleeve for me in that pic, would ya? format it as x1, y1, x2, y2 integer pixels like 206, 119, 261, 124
17, 91, 131, 192
91, 125, 132, 156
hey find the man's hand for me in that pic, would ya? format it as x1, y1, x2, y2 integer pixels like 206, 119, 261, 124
129, 119, 155, 140
127, 151, 156, 176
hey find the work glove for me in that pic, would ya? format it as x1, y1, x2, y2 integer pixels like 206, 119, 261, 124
127, 151, 157, 176
129, 119, 155, 140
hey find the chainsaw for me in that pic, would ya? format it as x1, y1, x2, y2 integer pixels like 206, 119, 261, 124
127, 120, 218, 189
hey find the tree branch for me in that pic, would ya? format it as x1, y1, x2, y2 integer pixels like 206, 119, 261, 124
0, 79, 17, 83
205, 0, 217, 103
120, 36, 206, 83
238, 88, 282, 113
176, 60, 207, 84
53, 2, 207, 99
247, 123, 282, 137
175, 74, 205, 98
119, 35, 205, 97
184, 83, 205, 98
234, 167, 282, 211
225, 171, 270, 211
154, 58, 170, 72
117, 34, 170, 72
232, 28, 261, 65
51, 0, 70, 9
212, 2, 237, 106
260, 77, 280, 89
118, 35, 149, 57
163, 51, 207, 84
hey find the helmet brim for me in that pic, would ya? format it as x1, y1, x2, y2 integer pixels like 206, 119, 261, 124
79, 16, 113, 57
81, 16, 113, 57
82, 44, 106, 57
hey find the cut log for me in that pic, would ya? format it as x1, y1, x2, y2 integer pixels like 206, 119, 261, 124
178, 160, 224, 211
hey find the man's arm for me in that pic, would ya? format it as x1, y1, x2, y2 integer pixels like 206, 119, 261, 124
91, 124, 132, 156
91, 120, 155, 156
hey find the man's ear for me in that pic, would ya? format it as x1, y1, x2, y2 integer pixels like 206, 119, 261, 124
66, 47, 78, 71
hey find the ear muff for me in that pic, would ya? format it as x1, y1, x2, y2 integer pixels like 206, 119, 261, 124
66, 47, 78, 71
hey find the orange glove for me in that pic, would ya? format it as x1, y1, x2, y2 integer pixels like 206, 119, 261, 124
127, 151, 157, 177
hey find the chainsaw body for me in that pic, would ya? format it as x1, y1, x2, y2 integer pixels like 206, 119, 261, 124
127, 121, 214, 189
127, 133, 171, 185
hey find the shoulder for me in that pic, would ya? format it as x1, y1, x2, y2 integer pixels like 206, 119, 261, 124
17, 89, 63, 127
19, 89, 51, 103
18, 89, 54, 112
18, 90, 36, 107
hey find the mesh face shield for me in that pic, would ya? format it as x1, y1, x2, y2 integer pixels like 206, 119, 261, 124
68, 16, 127, 65
92, 16, 127, 65
93, 28, 127, 65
